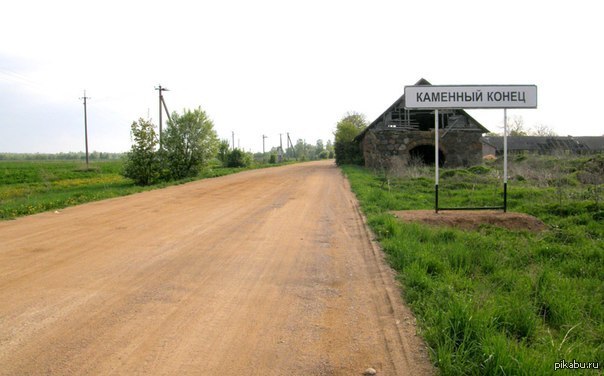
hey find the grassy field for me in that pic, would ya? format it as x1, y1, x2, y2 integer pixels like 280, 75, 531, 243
342, 154, 603, 375
0, 159, 285, 220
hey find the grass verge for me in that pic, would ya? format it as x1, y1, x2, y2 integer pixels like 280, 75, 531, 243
341, 154, 603, 375
0, 159, 295, 220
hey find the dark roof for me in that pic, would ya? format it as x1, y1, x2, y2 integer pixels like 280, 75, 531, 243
481, 136, 604, 152
355, 78, 489, 141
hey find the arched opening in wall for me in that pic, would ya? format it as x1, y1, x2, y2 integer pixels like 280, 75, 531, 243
409, 145, 445, 167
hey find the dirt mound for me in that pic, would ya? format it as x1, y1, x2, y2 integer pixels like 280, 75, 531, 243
392, 210, 547, 232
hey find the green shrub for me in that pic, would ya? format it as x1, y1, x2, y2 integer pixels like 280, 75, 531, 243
468, 165, 491, 175
226, 148, 252, 168
122, 118, 161, 186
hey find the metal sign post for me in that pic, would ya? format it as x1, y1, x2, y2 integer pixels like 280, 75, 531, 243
404, 84, 537, 213
503, 108, 508, 212
435, 109, 439, 213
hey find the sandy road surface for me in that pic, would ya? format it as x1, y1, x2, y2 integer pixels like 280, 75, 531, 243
0, 160, 432, 375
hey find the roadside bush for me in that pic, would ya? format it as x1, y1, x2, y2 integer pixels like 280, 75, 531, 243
334, 112, 367, 165
468, 165, 491, 175
334, 140, 363, 165
226, 148, 252, 168
122, 118, 161, 185
217, 140, 230, 166
161, 107, 219, 180
122, 107, 219, 185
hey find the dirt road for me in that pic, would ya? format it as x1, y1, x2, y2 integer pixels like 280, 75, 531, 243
0, 160, 432, 375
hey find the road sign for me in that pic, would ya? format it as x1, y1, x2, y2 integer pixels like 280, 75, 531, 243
404, 85, 537, 109
403, 83, 538, 213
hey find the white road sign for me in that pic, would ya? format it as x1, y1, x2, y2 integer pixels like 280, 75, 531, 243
404, 85, 537, 109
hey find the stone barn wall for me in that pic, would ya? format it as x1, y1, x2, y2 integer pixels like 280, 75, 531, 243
361, 129, 483, 169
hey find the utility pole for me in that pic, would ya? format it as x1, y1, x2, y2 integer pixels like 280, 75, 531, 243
232, 131, 235, 150
80, 90, 91, 168
155, 85, 169, 149
262, 134, 268, 155
279, 133, 283, 162
287, 132, 296, 158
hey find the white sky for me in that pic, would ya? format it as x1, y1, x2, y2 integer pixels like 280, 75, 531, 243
1, 0, 602, 153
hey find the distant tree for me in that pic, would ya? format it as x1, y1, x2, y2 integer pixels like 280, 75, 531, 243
162, 107, 219, 179
294, 139, 308, 161
531, 124, 557, 136
326, 139, 335, 159
227, 148, 252, 167
316, 139, 325, 154
217, 139, 230, 165
122, 118, 161, 185
508, 115, 528, 136
334, 112, 367, 165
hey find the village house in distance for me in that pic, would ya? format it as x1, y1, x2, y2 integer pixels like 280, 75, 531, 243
355, 78, 489, 169
482, 135, 604, 156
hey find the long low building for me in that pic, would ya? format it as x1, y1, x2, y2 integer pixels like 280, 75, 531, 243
481, 136, 604, 156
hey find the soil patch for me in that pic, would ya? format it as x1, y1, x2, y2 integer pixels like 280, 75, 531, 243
392, 210, 547, 232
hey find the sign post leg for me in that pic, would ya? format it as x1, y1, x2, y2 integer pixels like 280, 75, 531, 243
503, 108, 508, 213
435, 109, 439, 213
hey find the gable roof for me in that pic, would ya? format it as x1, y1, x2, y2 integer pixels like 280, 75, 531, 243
355, 78, 489, 141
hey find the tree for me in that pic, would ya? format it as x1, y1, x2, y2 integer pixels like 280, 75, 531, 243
532, 124, 557, 136
508, 115, 528, 136
326, 139, 335, 159
316, 139, 325, 154
227, 148, 252, 167
217, 139, 230, 165
294, 139, 308, 161
334, 112, 367, 165
122, 118, 161, 185
162, 107, 219, 180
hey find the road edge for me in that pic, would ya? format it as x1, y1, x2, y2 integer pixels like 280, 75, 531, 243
341, 173, 435, 375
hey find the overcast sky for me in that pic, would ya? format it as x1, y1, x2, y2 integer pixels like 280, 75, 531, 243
1, 0, 602, 153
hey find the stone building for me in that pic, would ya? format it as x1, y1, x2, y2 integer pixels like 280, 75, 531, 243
355, 78, 489, 169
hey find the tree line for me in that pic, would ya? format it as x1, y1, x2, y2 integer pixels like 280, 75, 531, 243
123, 106, 336, 185
252, 139, 335, 163
0, 152, 124, 161
487, 115, 558, 137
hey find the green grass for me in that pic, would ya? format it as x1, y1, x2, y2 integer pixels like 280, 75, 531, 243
342, 154, 603, 375
0, 159, 294, 220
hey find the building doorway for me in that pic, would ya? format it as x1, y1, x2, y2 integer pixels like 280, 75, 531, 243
409, 145, 445, 166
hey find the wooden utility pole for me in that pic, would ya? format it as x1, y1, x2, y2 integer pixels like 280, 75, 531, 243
278, 133, 283, 162
155, 85, 169, 148
287, 132, 296, 158
80, 91, 91, 168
